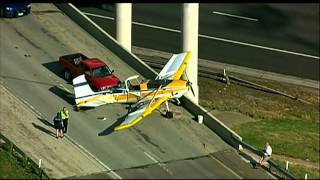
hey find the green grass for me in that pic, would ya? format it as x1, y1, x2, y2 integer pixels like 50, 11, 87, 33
198, 75, 319, 161
0, 148, 39, 179
232, 117, 319, 162
274, 159, 320, 179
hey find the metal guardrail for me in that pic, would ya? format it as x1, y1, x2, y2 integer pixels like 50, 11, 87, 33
237, 138, 296, 179
0, 132, 50, 179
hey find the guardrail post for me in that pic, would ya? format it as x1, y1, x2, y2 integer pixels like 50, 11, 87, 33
40, 169, 43, 179
198, 115, 203, 124
304, 173, 308, 180
24, 154, 28, 167
39, 159, 42, 168
9, 141, 13, 155
285, 160, 289, 170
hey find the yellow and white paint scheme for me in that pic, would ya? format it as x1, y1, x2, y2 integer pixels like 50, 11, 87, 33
72, 51, 192, 131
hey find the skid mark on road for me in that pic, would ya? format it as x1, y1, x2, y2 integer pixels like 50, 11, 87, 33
131, 127, 166, 154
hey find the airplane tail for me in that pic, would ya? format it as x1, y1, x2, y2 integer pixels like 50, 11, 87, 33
155, 51, 191, 81
73, 74, 96, 99
72, 75, 106, 107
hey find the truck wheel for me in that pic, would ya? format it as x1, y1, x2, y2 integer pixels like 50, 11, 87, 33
63, 69, 72, 82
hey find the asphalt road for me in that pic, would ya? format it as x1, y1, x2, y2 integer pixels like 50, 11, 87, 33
75, 3, 319, 81
0, 3, 274, 179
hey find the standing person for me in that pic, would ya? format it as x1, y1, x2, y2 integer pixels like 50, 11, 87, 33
53, 112, 64, 138
259, 142, 272, 166
60, 107, 70, 134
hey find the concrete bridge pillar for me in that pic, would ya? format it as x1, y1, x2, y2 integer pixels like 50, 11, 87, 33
116, 3, 132, 52
182, 3, 199, 105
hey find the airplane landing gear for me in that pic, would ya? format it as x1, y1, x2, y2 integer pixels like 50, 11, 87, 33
164, 111, 173, 119
164, 101, 173, 119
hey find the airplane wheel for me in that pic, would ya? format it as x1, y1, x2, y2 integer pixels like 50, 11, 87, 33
165, 111, 173, 119
74, 106, 80, 112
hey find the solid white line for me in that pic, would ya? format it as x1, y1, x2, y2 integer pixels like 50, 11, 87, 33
143, 151, 174, 175
82, 12, 319, 60
66, 136, 123, 179
133, 21, 180, 33
83, 12, 115, 21
213, 11, 259, 21
208, 154, 242, 179
143, 151, 159, 163
199, 34, 319, 59
83, 12, 179, 33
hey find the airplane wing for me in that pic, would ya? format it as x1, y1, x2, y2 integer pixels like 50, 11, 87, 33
155, 51, 191, 81
114, 96, 169, 131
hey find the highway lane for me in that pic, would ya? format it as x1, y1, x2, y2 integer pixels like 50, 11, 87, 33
0, 3, 275, 178
75, 3, 319, 81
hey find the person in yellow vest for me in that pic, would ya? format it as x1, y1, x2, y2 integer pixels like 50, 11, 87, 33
60, 107, 70, 133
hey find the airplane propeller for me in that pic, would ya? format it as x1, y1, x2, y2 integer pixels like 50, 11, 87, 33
184, 71, 195, 97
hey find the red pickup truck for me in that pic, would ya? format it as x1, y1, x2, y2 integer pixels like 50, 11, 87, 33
59, 53, 121, 91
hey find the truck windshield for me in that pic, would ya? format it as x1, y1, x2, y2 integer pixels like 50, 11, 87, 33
92, 66, 111, 77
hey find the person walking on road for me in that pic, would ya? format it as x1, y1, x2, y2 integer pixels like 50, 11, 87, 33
259, 142, 272, 166
53, 112, 64, 139
60, 107, 70, 134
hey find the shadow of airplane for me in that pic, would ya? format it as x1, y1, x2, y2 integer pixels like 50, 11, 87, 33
32, 122, 55, 137
98, 114, 128, 136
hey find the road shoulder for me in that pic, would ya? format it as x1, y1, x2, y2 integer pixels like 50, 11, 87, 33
0, 83, 106, 179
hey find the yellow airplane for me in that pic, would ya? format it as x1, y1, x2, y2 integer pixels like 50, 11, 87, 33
72, 51, 194, 131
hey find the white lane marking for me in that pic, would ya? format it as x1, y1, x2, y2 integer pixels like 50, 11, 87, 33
143, 151, 174, 175
213, 11, 258, 21
65, 135, 123, 179
208, 154, 242, 179
83, 12, 179, 33
200, 34, 319, 59
82, 12, 319, 60
83, 12, 115, 20
143, 151, 158, 163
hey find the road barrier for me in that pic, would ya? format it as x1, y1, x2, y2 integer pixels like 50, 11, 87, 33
0, 132, 50, 179
54, 3, 297, 179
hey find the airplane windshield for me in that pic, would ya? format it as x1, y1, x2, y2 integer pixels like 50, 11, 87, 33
92, 66, 111, 77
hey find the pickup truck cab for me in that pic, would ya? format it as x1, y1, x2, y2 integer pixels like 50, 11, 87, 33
59, 53, 120, 91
